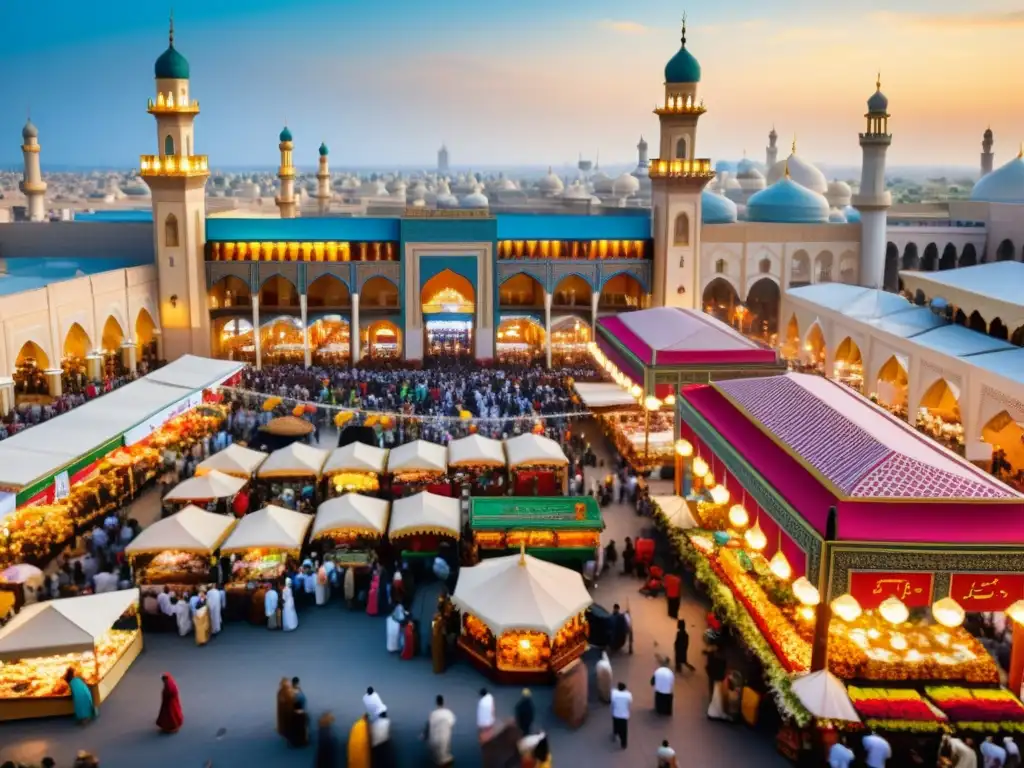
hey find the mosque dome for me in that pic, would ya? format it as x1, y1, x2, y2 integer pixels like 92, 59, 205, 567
592, 171, 615, 195
970, 153, 1024, 203
747, 177, 830, 224
766, 149, 828, 194
538, 167, 564, 195
562, 180, 592, 201
279, 126, 293, 143
867, 79, 889, 113
342, 176, 361, 190
319, 142, 329, 157
715, 160, 735, 175
664, 21, 701, 83
826, 179, 853, 208
828, 208, 848, 223
736, 158, 759, 178
702, 189, 738, 224
612, 172, 640, 197
155, 43, 190, 79
21, 120, 38, 141
843, 205, 862, 223
461, 186, 489, 209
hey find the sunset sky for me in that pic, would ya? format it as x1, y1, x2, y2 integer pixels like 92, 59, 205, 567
1, 0, 1021, 168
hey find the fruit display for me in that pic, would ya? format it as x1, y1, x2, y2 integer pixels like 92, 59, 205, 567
0, 629, 137, 699
329, 472, 379, 495
135, 550, 210, 585
848, 687, 948, 732
229, 550, 285, 583
925, 686, 1024, 731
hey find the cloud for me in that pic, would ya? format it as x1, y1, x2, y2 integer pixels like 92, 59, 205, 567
870, 10, 1024, 28
597, 20, 649, 34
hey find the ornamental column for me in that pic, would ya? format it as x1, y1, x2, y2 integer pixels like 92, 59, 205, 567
252, 294, 262, 370
351, 293, 361, 365
44, 369, 63, 398
590, 291, 599, 339
0, 378, 15, 417
544, 291, 553, 369
121, 341, 138, 374
85, 353, 103, 382
300, 294, 310, 369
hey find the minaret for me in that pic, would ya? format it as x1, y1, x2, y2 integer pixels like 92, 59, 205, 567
141, 14, 211, 360
19, 119, 47, 222
437, 144, 449, 175
650, 14, 715, 309
636, 136, 649, 170
852, 74, 893, 290
275, 126, 297, 218
766, 126, 778, 168
981, 128, 994, 177
316, 142, 331, 215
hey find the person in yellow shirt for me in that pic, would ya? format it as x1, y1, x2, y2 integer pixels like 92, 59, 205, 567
347, 714, 371, 768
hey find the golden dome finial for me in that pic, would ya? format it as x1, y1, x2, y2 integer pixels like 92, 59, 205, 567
876, 71, 881, 91
791, 135, 797, 154
680, 12, 687, 45
169, 9, 175, 47
1018, 142, 1023, 159
784, 159, 791, 179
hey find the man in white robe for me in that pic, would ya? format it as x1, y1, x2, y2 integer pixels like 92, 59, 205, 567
426, 694, 456, 766
282, 578, 298, 632
315, 563, 329, 606
265, 586, 280, 630
363, 687, 387, 721
386, 606, 405, 652
173, 598, 192, 637
206, 586, 223, 634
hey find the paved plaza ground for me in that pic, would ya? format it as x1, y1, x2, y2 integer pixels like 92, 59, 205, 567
0, 422, 791, 768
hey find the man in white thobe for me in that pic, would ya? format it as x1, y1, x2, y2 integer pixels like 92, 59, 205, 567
363, 687, 387, 721
264, 586, 279, 630
427, 694, 456, 766
173, 598, 192, 637
206, 586, 223, 634
983, 736, 1008, 768
651, 661, 674, 715
476, 688, 495, 742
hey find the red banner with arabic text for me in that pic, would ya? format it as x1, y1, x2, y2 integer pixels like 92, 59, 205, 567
849, 571, 934, 609
949, 573, 1024, 612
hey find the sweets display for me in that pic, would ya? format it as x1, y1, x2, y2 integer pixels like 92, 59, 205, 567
0, 629, 137, 700
848, 687, 948, 732
135, 550, 210, 585
925, 686, 1024, 730
330, 473, 379, 495
461, 612, 587, 674
230, 551, 285, 583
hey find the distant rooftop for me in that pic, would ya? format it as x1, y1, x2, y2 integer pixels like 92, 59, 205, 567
0, 256, 152, 297
900, 262, 1024, 310
73, 210, 153, 222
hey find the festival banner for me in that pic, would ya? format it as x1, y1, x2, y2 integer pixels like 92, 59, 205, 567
849, 571, 934, 609
949, 573, 1024, 612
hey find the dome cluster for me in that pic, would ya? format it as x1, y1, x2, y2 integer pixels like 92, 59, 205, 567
970, 153, 1024, 204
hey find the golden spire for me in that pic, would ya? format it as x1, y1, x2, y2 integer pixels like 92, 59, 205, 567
1018, 142, 1023, 159
791, 135, 797, 154
784, 159, 791, 179
680, 12, 687, 45
169, 9, 175, 47
876, 71, 881, 91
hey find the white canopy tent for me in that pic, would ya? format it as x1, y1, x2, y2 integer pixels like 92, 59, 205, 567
572, 382, 637, 410
790, 670, 861, 722
387, 440, 447, 474
452, 552, 592, 637
0, 355, 243, 494
323, 442, 388, 475
220, 505, 313, 554
388, 491, 461, 539
312, 494, 391, 539
448, 435, 506, 468
504, 434, 569, 468
257, 443, 329, 479
0, 589, 140, 660
196, 444, 268, 478
163, 470, 248, 502
125, 505, 237, 555
652, 496, 699, 529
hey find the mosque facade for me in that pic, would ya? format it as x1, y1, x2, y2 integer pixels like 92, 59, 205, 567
7, 16, 1024, 377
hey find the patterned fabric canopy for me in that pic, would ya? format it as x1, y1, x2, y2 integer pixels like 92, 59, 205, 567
715, 373, 1015, 500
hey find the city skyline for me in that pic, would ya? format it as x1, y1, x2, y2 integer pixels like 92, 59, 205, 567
2, 0, 1022, 169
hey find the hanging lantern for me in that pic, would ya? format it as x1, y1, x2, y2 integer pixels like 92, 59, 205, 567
708, 484, 729, 506
664, 394, 676, 406
630, 384, 643, 399
644, 395, 662, 412
744, 519, 767, 550
692, 456, 708, 478
703, 471, 715, 486
769, 548, 792, 581
879, 596, 909, 625
675, 439, 693, 458
831, 594, 862, 623
931, 597, 966, 628
792, 576, 821, 606
728, 503, 749, 528
1007, 600, 1024, 625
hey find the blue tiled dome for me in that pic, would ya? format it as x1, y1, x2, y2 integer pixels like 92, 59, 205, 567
155, 44, 189, 79
319, 142, 329, 157
843, 206, 861, 223
971, 155, 1024, 204
747, 177, 830, 224
279, 126, 293, 143
664, 20, 701, 83
702, 189, 738, 224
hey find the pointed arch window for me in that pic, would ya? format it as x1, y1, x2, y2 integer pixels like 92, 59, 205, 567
673, 213, 690, 246
675, 137, 688, 159
165, 214, 179, 248
715, 259, 726, 274
164, 135, 175, 156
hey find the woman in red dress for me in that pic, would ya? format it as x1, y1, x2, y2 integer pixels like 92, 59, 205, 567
366, 570, 381, 616
401, 620, 416, 660
156, 673, 184, 734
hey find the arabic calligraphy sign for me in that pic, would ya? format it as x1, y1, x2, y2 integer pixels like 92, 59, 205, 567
949, 573, 1024, 612
849, 571, 934, 609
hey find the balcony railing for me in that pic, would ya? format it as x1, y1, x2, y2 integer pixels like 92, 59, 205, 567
139, 155, 210, 177
653, 96, 707, 116
648, 158, 715, 180
147, 98, 200, 115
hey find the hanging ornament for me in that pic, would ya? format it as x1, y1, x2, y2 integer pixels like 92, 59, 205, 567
931, 597, 965, 628
768, 531, 791, 581
879, 596, 909, 625
830, 593, 862, 623
744, 517, 767, 550
728, 503, 749, 528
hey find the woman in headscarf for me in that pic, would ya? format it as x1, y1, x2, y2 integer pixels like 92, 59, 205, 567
156, 673, 184, 734
315, 712, 340, 768
347, 714, 371, 768
276, 678, 294, 738
64, 667, 96, 724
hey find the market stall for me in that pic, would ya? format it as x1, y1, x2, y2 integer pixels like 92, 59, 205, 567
469, 497, 604, 565
220, 505, 313, 584
125, 505, 236, 591
163, 470, 247, 505
255, 415, 315, 452
311, 494, 390, 568
387, 440, 449, 497
452, 549, 592, 683
504, 434, 569, 496
323, 442, 387, 497
195, 444, 268, 478
387, 491, 461, 558
0, 564, 45, 618
447, 435, 506, 496
0, 589, 142, 721
255, 443, 329, 508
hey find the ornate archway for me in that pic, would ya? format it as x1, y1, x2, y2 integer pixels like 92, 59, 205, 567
499, 273, 544, 308
260, 316, 305, 365
701, 277, 740, 325
781, 315, 801, 360
310, 315, 351, 362
63, 323, 92, 360
209, 276, 252, 309
921, 243, 939, 271
364, 320, 401, 360
258, 275, 300, 309
306, 275, 351, 309
496, 316, 545, 363
360, 276, 399, 309
902, 243, 919, 270
551, 316, 591, 365
135, 308, 157, 361
959, 244, 978, 268
14, 341, 51, 397
804, 323, 826, 372
421, 269, 476, 359
833, 337, 864, 391
884, 243, 900, 292
552, 275, 592, 308
215, 317, 255, 361
599, 273, 644, 311
939, 244, 957, 271
745, 278, 781, 340
983, 411, 1024, 485
918, 378, 962, 451
874, 355, 908, 415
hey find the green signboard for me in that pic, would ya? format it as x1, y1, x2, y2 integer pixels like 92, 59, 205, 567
469, 496, 604, 531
